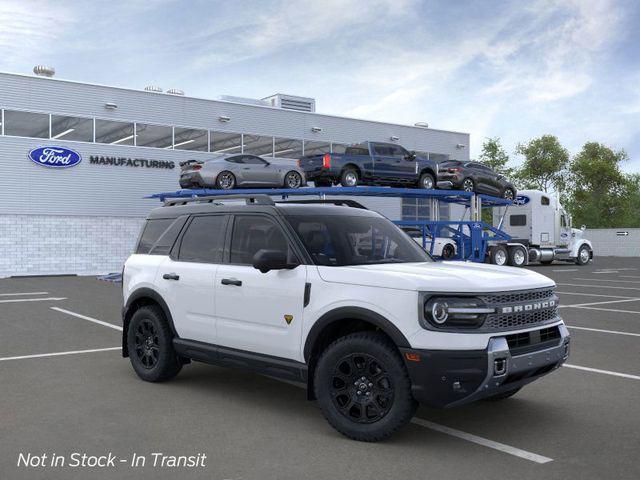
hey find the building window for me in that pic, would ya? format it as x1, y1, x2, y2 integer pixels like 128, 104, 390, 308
243, 134, 274, 156
95, 119, 135, 145
210, 131, 242, 154
173, 127, 208, 151
51, 115, 93, 142
274, 137, 303, 158
303, 140, 331, 156
135, 123, 172, 149
3, 110, 49, 138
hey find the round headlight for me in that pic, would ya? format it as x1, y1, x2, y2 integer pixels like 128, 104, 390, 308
431, 301, 449, 324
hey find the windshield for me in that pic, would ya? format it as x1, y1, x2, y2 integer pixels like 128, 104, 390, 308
286, 215, 432, 266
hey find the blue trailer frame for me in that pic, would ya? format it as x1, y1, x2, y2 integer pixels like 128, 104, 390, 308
148, 186, 512, 263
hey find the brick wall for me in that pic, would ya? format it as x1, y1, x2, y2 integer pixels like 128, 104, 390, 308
583, 228, 640, 257
0, 215, 145, 278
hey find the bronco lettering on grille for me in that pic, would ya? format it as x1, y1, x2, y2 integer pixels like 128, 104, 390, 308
500, 300, 556, 314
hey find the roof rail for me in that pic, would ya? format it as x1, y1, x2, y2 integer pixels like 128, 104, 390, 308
276, 199, 368, 209
164, 194, 275, 207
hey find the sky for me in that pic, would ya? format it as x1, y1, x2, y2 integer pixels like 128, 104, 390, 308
1, 0, 639, 171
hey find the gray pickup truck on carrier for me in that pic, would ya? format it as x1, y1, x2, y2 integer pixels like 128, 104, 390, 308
298, 141, 440, 189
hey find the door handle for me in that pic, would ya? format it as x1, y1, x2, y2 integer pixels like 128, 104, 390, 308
162, 273, 180, 281
221, 278, 242, 287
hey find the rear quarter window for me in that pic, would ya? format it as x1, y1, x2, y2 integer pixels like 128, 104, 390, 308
136, 218, 174, 254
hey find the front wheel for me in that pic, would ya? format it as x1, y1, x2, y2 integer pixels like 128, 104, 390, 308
462, 178, 475, 192
418, 172, 435, 189
127, 306, 182, 382
284, 171, 303, 189
576, 245, 591, 265
314, 332, 417, 442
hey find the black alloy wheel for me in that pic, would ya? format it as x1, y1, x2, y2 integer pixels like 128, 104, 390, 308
330, 353, 394, 424
134, 319, 160, 369
216, 171, 236, 190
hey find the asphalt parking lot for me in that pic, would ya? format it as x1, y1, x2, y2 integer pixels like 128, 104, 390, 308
1, 258, 639, 480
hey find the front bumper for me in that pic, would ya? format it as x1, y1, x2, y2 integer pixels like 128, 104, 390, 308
400, 324, 570, 408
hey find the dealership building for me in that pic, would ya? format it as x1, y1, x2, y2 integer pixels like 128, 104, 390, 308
0, 69, 470, 277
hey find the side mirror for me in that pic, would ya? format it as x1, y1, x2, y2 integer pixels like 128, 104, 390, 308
581, 225, 586, 231
405, 151, 416, 161
252, 249, 297, 273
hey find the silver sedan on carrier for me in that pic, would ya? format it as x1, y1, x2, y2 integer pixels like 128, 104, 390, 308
179, 154, 307, 190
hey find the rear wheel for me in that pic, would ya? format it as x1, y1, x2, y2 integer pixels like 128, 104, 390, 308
127, 306, 182, 382
490, 245, 508, 266
284, 171, 303, 189
441, 243, 455, 260
314, 332, 417, 442
483, 387, 521, 401
508, 246, 527, 267
340, 168, 359, 187
216, 171, 236, 190
418, 172, 435, 189
462, 178, 475, 192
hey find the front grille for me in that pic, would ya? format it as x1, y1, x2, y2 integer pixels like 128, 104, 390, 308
484, 307, 558, 330
480, 288, 555, 305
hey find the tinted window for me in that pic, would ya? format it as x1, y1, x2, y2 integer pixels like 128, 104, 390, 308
541, 196, 550, 206
137, 219, 174, 254
304, 140, 331, 156
230, 216, 292, 264
149, 216, 188, 255
51, 115, 93, 142
95, 119, 134, 145
225, 156, 244, 164
243, 135, 273, 156
136, 123, 172, 148
274, 138, 303, 158
178, 215, 227, 263
211, 131, 242, 154
173, 127, 208, 151
346, 147, 370, 156
243, 155, 268, 165
4, 110, 49, 138
510, 215, 527, 226
373, 144, 392, 155
288, 215, 431, 266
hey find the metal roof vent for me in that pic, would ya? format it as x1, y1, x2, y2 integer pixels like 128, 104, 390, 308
144, 85, 163, 93
167, 88, 185, 96
33, 65, 55, 77
414, 122, 429, 128
262, 94, 316, 112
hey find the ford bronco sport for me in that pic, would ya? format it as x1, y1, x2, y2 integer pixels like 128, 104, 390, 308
122, 194, 570, 441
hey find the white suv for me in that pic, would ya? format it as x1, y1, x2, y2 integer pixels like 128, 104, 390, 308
122, 194, 570, 442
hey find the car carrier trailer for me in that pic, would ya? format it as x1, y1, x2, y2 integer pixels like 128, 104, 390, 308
149, 186, 592, 267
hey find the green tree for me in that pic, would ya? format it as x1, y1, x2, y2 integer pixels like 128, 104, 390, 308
478, 137, 514, 177
515, 135, 569, 192
566, 142, 637, 228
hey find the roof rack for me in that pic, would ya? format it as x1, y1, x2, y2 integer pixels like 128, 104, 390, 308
163, 194, 275, 207
276, 199, 368, 209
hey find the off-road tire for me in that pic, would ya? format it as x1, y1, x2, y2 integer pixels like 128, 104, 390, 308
483, 387, 521, 401
127, 305, 182, 382
314, 332, 417, 442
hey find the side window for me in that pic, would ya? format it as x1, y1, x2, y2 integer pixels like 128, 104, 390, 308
373, 144, 391, 156
230, 216, 292, 264
541, 196, 550, 206
136, 218, 174, 254
149, 216, 188, 255
510, 215, 527, 227
243, 155, 267, 165
561, 215, 567, 227
226, 156, 243, 164
178, 215, 227, 263
388, 145, 407, 158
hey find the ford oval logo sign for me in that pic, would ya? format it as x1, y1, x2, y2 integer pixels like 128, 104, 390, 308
28, 146, 82, 168
514, 195, 530, 206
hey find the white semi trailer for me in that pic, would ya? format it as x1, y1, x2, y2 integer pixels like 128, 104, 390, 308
489, 189, 593, 267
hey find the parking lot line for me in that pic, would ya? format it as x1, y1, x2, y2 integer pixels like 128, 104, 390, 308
557, 283, 640, 291
50, 307, 123, 331
566, 325, 640, 337
0, 347, 121, 362
0, 291, 49, 296
559, 298, 640, 308
620, 275, 640, 279
0, 297, 67, 303
556, 291, 636, 299
410, 418, 553, 464
270, 377, 553, 464
552, 268, 579, 272
564, 364, 640, 381
572, 278, 640, 284
568, 305, 640, 315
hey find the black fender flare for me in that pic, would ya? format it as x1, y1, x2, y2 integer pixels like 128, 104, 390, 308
122, 287, 178, 357
303, 306, 410, 363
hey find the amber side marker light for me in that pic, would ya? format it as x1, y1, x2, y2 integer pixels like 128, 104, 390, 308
405, 352, 421, 362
